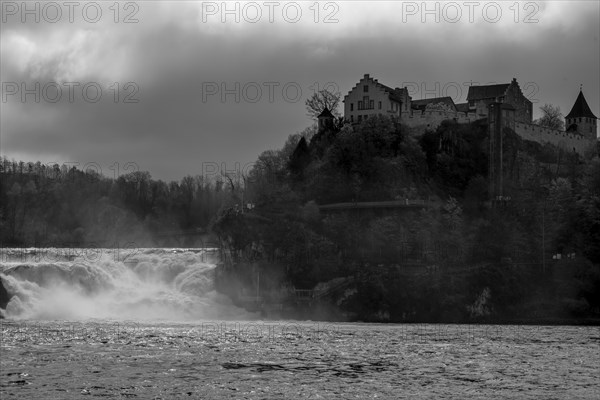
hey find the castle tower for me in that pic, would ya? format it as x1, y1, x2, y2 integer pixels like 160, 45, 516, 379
317, 107, 335, 133
488, 102, 515, 203
565, 88, 598, 140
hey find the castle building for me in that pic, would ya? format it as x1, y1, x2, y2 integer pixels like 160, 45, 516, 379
565, 89, 598, 140
465, 79, 533, 123
343, 74, 410, 124
343, 74, 597, 154
317, 107, 335, 133
488, 102, 516, 201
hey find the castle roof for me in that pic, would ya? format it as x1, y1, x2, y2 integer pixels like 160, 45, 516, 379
411, 96, 456, 111
317, 107, 334, 118
467, 83, 510, 101
373, 81, 406, 104
343, 74, 406, 104
455, 102, 470, 113
565, 90, 597, 119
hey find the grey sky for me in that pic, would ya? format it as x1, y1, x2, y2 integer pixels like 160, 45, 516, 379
1, 1, 599, 181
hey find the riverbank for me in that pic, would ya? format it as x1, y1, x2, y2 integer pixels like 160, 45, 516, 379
214, 260, 600, 325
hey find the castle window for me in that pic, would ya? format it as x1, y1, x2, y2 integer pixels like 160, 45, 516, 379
358, 115, 362, 122
358, 101, 363, 110
365, 114, 368, 120
579, 118, 582, 123
378, 101, 382, 109
350, 103, 353, 111
350, 115, 354, 122
364, 85, 368, 93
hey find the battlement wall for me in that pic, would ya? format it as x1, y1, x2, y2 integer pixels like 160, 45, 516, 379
400, 110, 483, 129
514, 122, 593, 154
397, 112, 595, 155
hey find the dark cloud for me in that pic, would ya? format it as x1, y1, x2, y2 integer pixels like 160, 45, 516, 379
1, 1, 598, 181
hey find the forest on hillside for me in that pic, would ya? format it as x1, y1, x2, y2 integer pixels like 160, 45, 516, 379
212, 116, 600, 322
0, 158, 237, 247
2, 114, 600, 322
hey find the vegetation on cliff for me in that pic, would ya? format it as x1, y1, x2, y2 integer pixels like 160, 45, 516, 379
212, 115, 600, 322
2, 112, 599, 323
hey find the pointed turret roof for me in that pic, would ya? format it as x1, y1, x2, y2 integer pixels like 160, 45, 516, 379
566, 90, 597, 119
317, 107, 334, 119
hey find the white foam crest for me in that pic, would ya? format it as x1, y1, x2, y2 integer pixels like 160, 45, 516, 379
0, 248, 250, 321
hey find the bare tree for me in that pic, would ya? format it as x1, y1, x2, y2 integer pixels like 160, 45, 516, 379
305, 89, 341, 119
536, 104, 564, 130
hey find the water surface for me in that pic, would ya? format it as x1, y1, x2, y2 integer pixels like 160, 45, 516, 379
1, 321, 599, 399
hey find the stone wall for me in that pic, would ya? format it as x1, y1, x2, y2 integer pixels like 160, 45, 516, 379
370, 106, 595, 155
400, 110, 483, 130
503, 82, 533, 123
514, 122, 594, 154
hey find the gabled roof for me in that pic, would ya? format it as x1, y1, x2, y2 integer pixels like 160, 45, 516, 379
374, 81, 406, 104
317, 107, 334, 118
467, 83, 510, 101
455, 102, 470, 113
411, 96, 456, 111
344, 75, 406, 104
565, 90, 597, 119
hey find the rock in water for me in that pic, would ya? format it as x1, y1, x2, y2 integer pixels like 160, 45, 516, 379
0, 276, 12, 311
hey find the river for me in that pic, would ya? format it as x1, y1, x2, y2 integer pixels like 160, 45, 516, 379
1, 248, 599, 399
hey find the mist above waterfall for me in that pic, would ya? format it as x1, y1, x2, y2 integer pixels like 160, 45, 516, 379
0, 248, 251, 321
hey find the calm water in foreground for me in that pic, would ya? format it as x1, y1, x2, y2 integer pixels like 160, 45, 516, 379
1, 321, 599, 399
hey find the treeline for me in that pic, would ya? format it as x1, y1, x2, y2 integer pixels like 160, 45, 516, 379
0, 158, 238, 246
213, 116, 600, 322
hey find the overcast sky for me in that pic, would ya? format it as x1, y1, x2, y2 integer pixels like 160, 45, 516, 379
1, 1, 599, 181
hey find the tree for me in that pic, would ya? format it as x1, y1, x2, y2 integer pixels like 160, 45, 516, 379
536, 104, 564, 130
305, 89, 341, 120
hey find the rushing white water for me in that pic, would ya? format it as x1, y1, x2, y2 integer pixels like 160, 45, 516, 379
0, 248, 250, 321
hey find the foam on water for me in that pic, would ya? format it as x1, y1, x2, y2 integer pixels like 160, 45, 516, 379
0, 248, 250, 321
